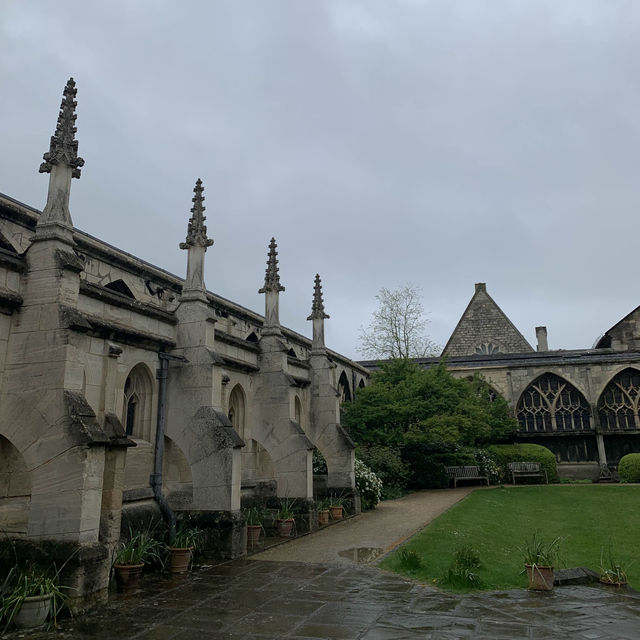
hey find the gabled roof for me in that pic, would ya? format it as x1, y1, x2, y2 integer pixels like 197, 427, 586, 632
442, 283, 534, 357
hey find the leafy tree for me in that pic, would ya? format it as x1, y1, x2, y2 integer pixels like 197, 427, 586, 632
359, 284, 440, 359
343, 359, 516, 448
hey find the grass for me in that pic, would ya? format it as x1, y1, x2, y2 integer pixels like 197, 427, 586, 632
379, 485, 640, 592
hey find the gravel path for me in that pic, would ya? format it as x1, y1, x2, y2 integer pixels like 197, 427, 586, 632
252, 487, 476, 564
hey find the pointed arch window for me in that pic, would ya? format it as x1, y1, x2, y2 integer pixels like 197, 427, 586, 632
338, 371, 352, 403
517, 373, 591, 433
122, 364, 154, 440
598, 368, 640, 431
105, 279, 136, 299
228, 384, 246, 440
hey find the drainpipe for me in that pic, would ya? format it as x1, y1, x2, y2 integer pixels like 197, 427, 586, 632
150, 352, 188, 543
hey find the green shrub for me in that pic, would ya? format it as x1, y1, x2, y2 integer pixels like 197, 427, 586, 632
398, 549, 422, 572
357, 445, 410, 491
486, 443, 557, 482
401, 444, 450, 489
618, 454, 640, 483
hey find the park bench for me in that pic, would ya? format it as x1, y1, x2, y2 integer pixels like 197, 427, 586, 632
508, 461, 548, 485
445, 465, 489, 488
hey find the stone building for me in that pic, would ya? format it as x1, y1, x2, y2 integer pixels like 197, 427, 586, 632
0, 79, 367, 608
361, 282, 640, 480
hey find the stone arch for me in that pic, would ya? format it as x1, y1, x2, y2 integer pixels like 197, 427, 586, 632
0, 434, 31, 535
517, 372, 591, 433
358, 378, 366, 390
227, 384, 246, 441
597, 368, 640, 431
464, 375, 502, 402
338, 371, 352, 403
122, 363, 155, 441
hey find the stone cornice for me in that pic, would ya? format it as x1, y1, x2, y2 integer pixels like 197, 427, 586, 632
79, 281, 176, 324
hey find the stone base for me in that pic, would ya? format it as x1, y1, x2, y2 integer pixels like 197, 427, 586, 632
0, 538, 111, 615
187, 510, 246, 561
556, 462, 601, 481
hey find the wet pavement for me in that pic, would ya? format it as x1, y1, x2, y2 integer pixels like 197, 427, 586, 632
8, 558, 640, 639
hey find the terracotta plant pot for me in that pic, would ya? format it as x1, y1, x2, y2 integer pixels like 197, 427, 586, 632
169, 547, 193, 574
330, 506, 344, 520
113, 563, 144, 593
318, 509, 330, 526
525, 564, 554, 591
277, 518, 294, 538
247, 524, 262, 547
13, 594, 52, 629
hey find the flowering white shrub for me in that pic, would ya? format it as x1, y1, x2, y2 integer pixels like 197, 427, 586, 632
355, 458, 383, 510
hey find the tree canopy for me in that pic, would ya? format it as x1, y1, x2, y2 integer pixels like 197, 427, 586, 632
358, 284, 440, 359
343, 359, 517, 448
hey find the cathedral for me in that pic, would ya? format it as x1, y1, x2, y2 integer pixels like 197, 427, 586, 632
363, 282, 640, 479
0, 79, 366, 608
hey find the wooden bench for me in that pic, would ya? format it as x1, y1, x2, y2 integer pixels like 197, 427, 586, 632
445, 465, 489, 488
508, 461, 548, 485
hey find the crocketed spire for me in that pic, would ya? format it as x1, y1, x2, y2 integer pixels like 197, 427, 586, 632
180, 179, 214, 250
39, 78, 85, 179
307, 274, 330, 320
259, 238, 285, 294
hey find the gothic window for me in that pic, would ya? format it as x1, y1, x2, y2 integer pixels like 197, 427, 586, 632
338, 371, 352, 403
122, 364, 154, 440
598, 368, 640, 431
517, 373, 591, 433
228, 384, 246, 440
475, 342, 500, 355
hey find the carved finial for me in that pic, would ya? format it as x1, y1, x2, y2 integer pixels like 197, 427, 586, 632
39, 78, 85, 179
307, 274, 330, 320
259, 238, 285, 294
180, 179, 214, 250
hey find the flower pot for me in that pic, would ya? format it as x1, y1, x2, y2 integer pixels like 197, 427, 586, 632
247, 524, 262, 547
169, 547, 193, 574
113, 563, 144, 593
318, 509, 330, 526
277, 518, 294, 538
330, 506, 344, 520
525, 564, 554, 591
13, 594, 52, 629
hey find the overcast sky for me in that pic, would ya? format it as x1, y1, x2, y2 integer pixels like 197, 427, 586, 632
2, 1, 640, 359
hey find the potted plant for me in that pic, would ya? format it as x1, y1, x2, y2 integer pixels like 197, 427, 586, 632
245, 506, 265, 548
328, 495, 345, 520
599, 545, 631, 587
113, 528, 162, 593
276, 498, 296, 538
167, 521, 204, 574
520, 533, 561, 591
317, 498, 331, 526
1, 563, 66, 630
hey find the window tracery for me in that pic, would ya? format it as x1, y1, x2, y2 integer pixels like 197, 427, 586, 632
598, 368, 640, 431
517, 373, 591, 433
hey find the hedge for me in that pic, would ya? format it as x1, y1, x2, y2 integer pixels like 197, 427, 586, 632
618, 453, 640, 483
486, 443, 558, 482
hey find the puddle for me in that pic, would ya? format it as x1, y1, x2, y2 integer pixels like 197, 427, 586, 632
338, 547, 384, 563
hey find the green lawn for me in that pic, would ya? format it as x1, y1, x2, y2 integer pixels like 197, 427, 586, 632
379, 485, 640, 591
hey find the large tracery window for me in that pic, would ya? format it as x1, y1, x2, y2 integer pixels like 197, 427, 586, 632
598, 368, 640, 431
517, 373, 591, 433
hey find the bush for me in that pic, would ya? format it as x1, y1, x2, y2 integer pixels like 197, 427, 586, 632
618, 454, 640, 483
486, 443, 557, 482
355, 459, 383, 510
401, 444, 450, 489
357, 445, 410, 491
440, 544, 483, 589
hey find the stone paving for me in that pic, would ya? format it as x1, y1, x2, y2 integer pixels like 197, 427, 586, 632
7, 558, 640, 639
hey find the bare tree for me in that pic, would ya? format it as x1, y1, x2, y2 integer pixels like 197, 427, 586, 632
359, 284, 440, 359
